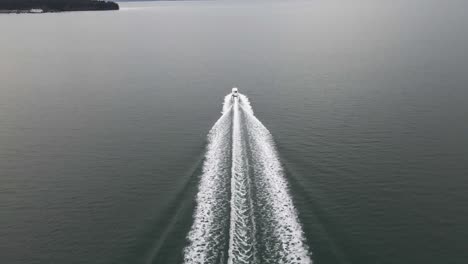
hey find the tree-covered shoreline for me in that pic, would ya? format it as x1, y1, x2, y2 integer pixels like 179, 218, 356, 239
0, 0, 119, 12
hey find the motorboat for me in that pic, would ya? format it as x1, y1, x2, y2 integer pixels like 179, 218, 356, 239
232, 87, 239, 98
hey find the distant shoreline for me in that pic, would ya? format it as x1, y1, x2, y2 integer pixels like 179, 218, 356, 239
0, 0, 119, 13
0, 9, 117, 14
0, 9, 43, 13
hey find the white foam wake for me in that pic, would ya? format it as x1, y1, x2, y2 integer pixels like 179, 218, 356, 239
228, 98, 257, 264
238, 94, 253, 115
184, 107, 233, 264
222, 94, 234, 114
184, 92, 311, 264
240, 96, 312, 264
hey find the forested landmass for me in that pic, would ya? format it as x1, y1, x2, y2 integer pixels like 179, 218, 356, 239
0, 0, 119, 12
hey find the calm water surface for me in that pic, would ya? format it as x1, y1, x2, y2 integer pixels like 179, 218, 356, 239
1, 1, 468, 263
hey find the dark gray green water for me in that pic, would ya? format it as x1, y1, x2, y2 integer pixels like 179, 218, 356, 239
1, 1, 467, 263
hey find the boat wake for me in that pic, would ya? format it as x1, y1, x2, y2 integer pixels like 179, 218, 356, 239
184, 93, 311, 264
